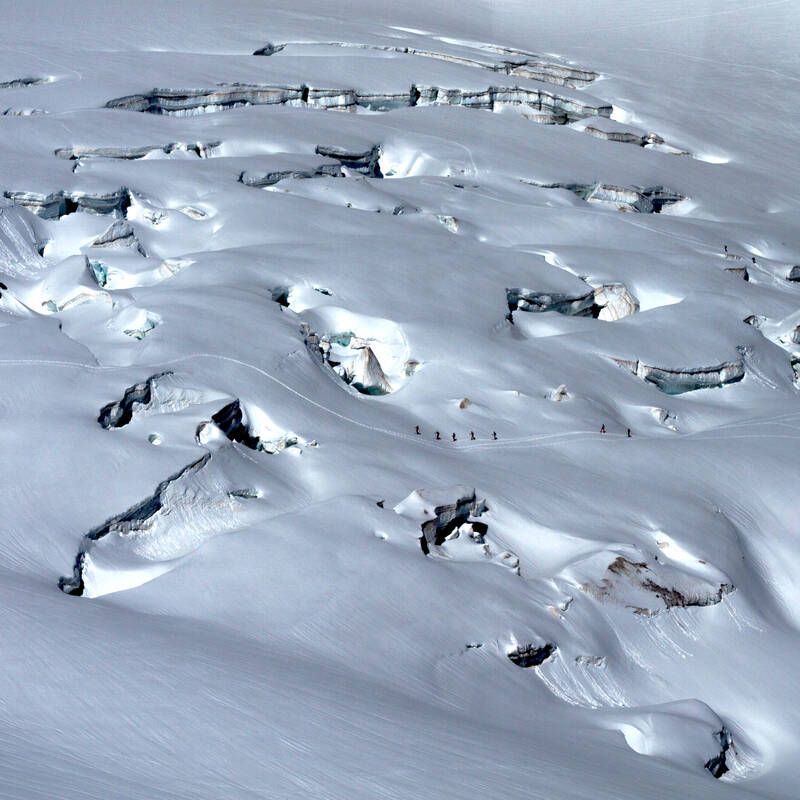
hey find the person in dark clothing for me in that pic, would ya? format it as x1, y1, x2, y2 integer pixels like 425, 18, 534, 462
452, 432, 457, 442
435, 431, 441, 440
752, 256, 757, 265
415, 425, 421, 435
723, 245, 728, 255
600, 424, 606, 434
470, 431, 476, 440
492, 431, 498, 440
627, 428, 631, 438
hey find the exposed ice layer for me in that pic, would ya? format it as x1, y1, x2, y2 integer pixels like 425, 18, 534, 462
87, 255, 193, 290
98, 372, 224, 428
314, 144, 383, 178
239, 163, 343, 188
419, 489, 487, 551
205, 399, 298, 454
592, 283, 639, 321
725, 266, 749, 281
3, 187, 133, 220
602, 702, 752, 781
254, 41, 598, 88
105, 84, 611, 123
394, 487, 519, 570
613, 357, 745, 394
119, 308, 161, 340
106, 85, 303, 115
90, 220, 146, 256
304, 326, 396, 395
210, 400, 261, 449
413, 85, 611, 123
706, 727, 733, 779
0, 198, 46, 278
55, 141, 221, 160
2, 107, 48, 116
507, 642, 557, 668
0, 76, 51, 89
583, 126, 664, 147
58, 452, 261, 598
507, 287, 596, 316
569, 552, 734, 615
528, 182, 686, 213
98, 371, 175, 428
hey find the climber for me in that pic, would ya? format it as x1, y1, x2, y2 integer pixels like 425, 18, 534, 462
452, 432, 457, 442
600, 424, 606, 434
627, 428, 631, 438
751, 256, 757, 265
415, 425, 421, 435
470, 431, 476, 440
723, 245, 728, 255
435, 431, 441, 441
492, 431, 498, 440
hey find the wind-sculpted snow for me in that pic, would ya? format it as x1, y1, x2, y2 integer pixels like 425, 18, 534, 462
2, 2, 800, 797
0, 198, 46, 278
98, 372, 227, 428
59, 449, 265, 598
199, 399, 299, 454
564, 549, 734, 615
393, 487, 519, 571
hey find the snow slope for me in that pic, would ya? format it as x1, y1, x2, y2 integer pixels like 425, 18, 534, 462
0, 0, 799, 797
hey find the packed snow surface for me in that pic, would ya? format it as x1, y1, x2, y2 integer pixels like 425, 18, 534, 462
1, 0, 799, 797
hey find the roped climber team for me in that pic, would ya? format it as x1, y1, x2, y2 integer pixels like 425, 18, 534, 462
418, 426, 632, 441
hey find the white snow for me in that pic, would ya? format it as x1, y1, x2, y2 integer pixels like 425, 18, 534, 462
0, 0, 798, 797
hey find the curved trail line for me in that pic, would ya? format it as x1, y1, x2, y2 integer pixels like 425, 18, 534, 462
0, 354, 790, 453
0, 354, 618, 452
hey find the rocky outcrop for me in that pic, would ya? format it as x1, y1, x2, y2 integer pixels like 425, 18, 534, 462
578, 553, 734, 615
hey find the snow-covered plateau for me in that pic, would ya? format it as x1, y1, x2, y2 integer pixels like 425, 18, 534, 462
1, 1, 799, 797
